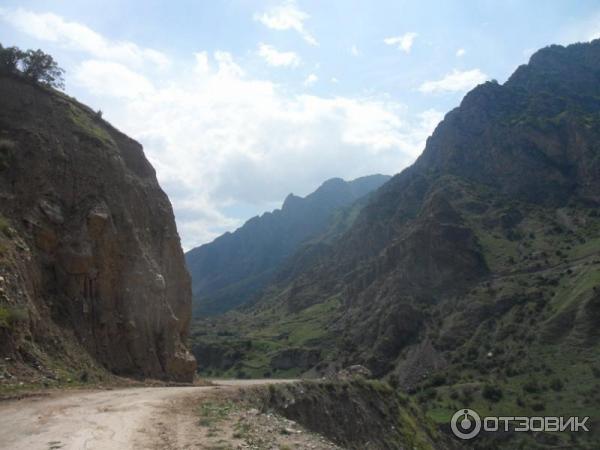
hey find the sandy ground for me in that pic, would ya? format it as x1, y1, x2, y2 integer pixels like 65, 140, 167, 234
0, 379, 337, 450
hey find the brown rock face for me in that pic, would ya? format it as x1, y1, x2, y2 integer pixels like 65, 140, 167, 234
0, 75, 195, 381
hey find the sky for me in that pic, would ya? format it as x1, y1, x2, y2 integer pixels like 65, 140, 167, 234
1, 0, 600, 250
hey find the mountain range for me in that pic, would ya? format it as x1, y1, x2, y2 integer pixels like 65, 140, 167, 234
191, 40, 600, 449
185, 174, 390, 316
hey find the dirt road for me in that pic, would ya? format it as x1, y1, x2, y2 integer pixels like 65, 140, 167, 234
0, 379, 302, 450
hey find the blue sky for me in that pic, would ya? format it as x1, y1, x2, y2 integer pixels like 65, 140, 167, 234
1, 1, 599, 249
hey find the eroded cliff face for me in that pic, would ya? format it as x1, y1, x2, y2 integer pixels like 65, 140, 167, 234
0, 75, 195, 382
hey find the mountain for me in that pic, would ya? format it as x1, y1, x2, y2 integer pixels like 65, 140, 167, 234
192, 40, 600, 447
0, 73, 195, 383
185, 174, 390, 316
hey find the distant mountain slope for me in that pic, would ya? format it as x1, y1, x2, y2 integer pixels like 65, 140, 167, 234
191, 40, 600, 448
185, 174, 390, 316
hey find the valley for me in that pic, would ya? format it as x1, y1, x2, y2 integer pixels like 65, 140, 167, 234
1, 10, 600, 449
187, 40, 600, 449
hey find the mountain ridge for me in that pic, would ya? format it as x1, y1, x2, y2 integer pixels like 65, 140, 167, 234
185, 173, 390, 316
191, 41, 600, 447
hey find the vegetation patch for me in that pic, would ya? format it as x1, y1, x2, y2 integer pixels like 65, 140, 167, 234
0, 305, 28, 330
67, 103, 115, 147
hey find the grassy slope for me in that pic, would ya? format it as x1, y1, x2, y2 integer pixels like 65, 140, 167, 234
190, 179, 600, 447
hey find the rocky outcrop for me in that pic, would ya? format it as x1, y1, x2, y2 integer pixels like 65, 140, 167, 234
255, 380, 455, 450
0, 75, 195, 382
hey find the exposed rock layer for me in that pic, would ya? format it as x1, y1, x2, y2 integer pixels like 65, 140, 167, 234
0, 75, 195, 381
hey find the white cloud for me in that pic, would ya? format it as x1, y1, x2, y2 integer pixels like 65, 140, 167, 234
418, 68, 488, 93
350, 45, 360, 56
258, 43, 301, 67
304, 73, 318, 86
91, 55, 440, 249
331, 77, 339, 83
456, 48, 466, 57
384, 32, 418, 53
2, 9, 443, 251
73, 60, 155, 98
254, 1, 318, 46
0, 8, 170, 69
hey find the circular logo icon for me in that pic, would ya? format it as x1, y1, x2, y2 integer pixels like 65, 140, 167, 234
451, 408, 481, 440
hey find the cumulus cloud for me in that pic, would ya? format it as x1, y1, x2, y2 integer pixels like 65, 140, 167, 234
418, 68, 488, 93
95, 54, 441, 248
456, 48, 466, 57
2, 9, 443, 250
0, 7, 170, 69
350, 45, 360, 56
384, 32, 418, 53
73, 60, 155, 98
258, 43, 301, 67
304, 73, 318, 86
254, 1, 318, 45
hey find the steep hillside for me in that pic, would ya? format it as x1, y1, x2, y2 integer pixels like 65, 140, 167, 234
251, 379, 456, 450
192, 40, 600, 447
185, 174, 389, 316
0, 74, 195, 384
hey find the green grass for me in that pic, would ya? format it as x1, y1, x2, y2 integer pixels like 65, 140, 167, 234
0, 306, 28, 329
0, 215, 11, 237
67, 103, 115, 147
197, 400, 235, 427
193, 294, 342, 378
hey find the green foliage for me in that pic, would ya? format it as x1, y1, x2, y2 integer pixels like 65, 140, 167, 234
21, 49, 65, 88
549, 378, 564, 391
197, 400, 234, 427
0, 43, 64, 88
0, 306, 28, 329
0, 215, 11, 237
67, 104, 114, 146
0, 44, 23, 75
482, 384, 503, 402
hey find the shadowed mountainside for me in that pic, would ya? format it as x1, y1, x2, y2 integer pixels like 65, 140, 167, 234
185, 174, 390, 316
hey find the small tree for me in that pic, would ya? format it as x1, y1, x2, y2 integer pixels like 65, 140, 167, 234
21, 49, 65, 89
0, 44, 24, 75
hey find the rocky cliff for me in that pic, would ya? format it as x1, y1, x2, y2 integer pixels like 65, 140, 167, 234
0, 74, 195, 382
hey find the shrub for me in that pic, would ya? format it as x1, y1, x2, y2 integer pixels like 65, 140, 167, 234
531, 401, 546, 412
0, 44, 23, 75
429, 373, 447, 387
482, 384, 503, 402
522, 379, 542, 394
0, 43, 65, 88
0, 306, 28, 329
0, 215, 11, 237
21, 49, 65, 88
550, 378, 564, 391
